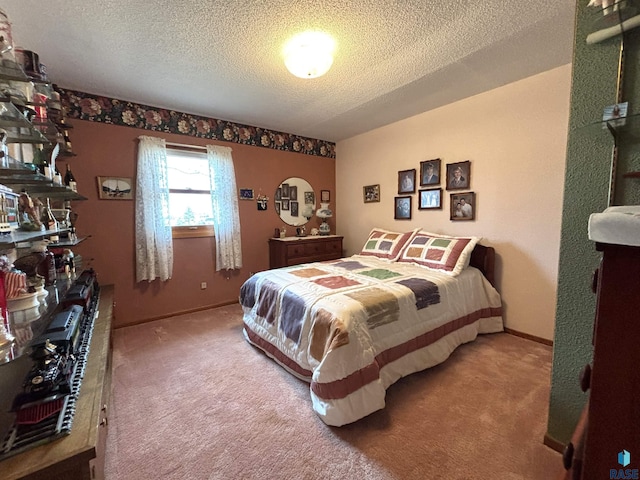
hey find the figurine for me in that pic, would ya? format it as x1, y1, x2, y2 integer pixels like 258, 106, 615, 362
18, 190, 42, 230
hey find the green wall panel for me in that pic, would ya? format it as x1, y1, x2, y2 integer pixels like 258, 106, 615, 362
548, 0, 640, 445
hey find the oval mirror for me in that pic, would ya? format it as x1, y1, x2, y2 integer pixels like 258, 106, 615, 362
275, 177, 316, 227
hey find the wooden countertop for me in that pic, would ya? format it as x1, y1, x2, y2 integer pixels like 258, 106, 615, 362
1, 284, 113, 480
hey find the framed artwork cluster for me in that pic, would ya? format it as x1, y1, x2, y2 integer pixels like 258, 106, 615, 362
362, 157, 477, 221
386, 158, 476, 220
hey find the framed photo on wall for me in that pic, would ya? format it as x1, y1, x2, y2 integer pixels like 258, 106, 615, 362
394, 196, 412, 220
304, 191, 315, 204
97, 176, 134, 200
239, 188, 254, 200
450, 192, 475, 221
420, 158, 441, 186
363, 184, 380, 203
446, 161, 471, 190
398, 169, 416, 194
418, 188, 442, 210
321, 190, 330, 202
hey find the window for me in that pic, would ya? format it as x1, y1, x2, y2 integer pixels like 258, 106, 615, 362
167, 148, 214, 238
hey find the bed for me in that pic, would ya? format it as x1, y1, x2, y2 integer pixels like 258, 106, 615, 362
240, 228, 503, 426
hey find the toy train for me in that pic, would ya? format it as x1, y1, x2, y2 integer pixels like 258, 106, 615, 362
10, 269, 98, 411
11, 305, 83, 410
60, 268, 98, 312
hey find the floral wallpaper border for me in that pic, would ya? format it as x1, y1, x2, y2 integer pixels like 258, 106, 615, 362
59, 89, 336, 159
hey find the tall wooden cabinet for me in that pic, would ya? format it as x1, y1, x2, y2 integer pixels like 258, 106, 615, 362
563, 234, 640, 478
583, 242, 640, 477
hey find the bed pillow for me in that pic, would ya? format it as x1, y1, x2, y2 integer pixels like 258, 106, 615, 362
359, 228, 418, 261
397, 231, 481, 276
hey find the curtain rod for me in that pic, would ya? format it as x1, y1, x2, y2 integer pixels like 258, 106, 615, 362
165, 141, 208, 152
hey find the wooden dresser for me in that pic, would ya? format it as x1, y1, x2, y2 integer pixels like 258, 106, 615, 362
269, 235, 343, 268
562, 240, 640, 479
2, 285, 114, 480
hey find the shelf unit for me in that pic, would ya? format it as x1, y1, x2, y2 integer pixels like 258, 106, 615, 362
0, 57, 84, 247
584, 0, 640, 205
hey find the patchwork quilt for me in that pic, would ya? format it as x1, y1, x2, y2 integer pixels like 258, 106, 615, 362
240, 255, 503, 426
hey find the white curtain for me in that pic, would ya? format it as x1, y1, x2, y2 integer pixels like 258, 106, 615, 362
135, 136, 173, 282
207, 145, 243, 270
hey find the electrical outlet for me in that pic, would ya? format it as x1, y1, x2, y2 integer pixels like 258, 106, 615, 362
200, 282, 207, 290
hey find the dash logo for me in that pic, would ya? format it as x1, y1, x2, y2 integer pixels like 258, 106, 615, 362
610, 450, 638, 479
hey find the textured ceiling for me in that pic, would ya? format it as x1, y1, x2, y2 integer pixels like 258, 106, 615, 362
1, 1, 576, 142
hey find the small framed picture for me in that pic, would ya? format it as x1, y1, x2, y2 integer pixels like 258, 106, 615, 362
420, 159, 441, 186
398, 169, 416, 194
304, 191, 315, 204
602, 101, 628, 128
97, 176, 134, 200
282, 199, 290, 210
394, 196, 412, 220
239, 188, 254, 200
321, 190, 330, 202
418, 188, 442, 210
363, 184, 380, 203
450, 192, 475, 221
275, 201, 281, 214
275, 188, 282, 200
291, 201, 299, 217
446, 161, 471, 190
290, 186, 298, 201
281, 183, 290, 199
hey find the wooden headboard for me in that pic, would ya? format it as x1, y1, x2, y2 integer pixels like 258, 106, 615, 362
470, 244, 496, 287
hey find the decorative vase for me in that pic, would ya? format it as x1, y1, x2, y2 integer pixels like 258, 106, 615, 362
316, 202, 332, 236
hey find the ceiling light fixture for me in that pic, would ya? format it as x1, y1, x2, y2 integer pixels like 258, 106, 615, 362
283, 31, 336, 79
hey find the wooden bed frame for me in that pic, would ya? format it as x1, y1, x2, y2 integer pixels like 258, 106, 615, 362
470, 244, 496, 287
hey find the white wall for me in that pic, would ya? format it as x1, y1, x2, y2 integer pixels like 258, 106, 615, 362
335, 64, 571, 341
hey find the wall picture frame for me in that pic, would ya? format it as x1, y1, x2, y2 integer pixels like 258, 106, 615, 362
363, 184, 380, 203
304, 191, 315, 204
281, 199, 290, 210
394, 196, 412, 220
398, 169, 416, 194
420, 158, 441, 186
418, 188, 442, 210
321, 190, 330, 202
446, 160, 471, 190
450, 192, 476, 221
239, 188, 254, 200
97, 176, 134, 200
281, 183, 290, 199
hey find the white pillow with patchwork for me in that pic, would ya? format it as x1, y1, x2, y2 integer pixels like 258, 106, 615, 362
397, 230, 481, 276
359, 228, 419, 261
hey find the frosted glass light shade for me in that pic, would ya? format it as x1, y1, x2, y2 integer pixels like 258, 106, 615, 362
284, 31, 335, 79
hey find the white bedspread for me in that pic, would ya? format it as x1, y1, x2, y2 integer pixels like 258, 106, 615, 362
240, 255, 503, 426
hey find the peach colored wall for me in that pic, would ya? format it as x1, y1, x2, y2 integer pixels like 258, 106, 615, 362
335, 65, 571, 341
66, 121, 335, 328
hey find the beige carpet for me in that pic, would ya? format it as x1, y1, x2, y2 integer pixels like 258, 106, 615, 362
105, 304, 562, 479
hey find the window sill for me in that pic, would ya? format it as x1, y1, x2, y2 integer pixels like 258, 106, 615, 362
172, 225, 214, 239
